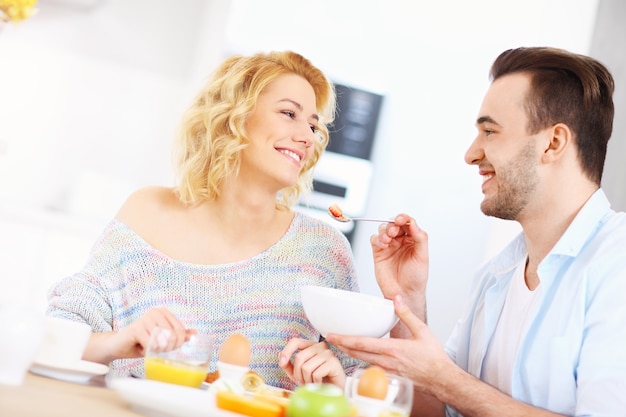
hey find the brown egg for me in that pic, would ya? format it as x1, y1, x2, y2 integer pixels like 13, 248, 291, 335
218, 333, 251, 367
357, 366, 389, 400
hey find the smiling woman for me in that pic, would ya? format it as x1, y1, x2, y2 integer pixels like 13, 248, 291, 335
173, 51, 335, 209
238, 73, 321, 193
45, 50, 366, 391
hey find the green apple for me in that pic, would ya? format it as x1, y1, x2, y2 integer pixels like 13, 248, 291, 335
287, 383, 352, 417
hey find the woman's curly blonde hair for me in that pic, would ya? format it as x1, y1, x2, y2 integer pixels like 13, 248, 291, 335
173, 50, 336, 209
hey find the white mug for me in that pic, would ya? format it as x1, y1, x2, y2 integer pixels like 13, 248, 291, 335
0, 306, 45, 385
34, 317, 92, 367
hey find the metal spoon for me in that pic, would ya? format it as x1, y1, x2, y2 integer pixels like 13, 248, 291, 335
327, 212, 396, 223
327, 205, 397, 224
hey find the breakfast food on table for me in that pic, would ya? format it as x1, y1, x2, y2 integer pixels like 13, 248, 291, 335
216, 390, 288, 417
143, 329, 213, 388
211, 334, 348, 417
144, 356, 208, 388
210, 333, 254, 393
348, 367, 413, 417
241, 370, 264, 391
217, 382, 353, 417
357, 366, 389, 400
287, 383, 352, 417
242, 370, 290, 398
210, 332, 292, 415
208, 333, 288, 398
219, 333, 252, 366
205, 369, 220, 383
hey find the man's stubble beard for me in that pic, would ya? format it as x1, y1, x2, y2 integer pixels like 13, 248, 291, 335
480, 139, 539, 221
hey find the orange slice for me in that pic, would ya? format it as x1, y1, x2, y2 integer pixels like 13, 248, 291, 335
216, 390, 284, 417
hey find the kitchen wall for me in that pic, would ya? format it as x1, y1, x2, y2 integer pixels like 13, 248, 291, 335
0, 0, 232, 309
1, 0, 613, 342
222, 0, 603, 341
590, 0, 626, 211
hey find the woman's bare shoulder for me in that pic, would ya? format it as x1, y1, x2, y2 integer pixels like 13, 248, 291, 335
114, 186, 180, 229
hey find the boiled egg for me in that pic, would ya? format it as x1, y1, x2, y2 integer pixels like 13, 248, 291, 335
357, 365, 389, 400
219, 333, 251, 367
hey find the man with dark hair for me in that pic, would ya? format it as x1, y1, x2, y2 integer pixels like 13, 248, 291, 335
327, 47, 626, 416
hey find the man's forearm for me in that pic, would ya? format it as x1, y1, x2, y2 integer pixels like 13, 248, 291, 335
431, 363, 567, 417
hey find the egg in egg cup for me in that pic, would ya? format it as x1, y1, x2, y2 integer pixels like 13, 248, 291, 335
208, 333, 251, 394
345, 366, 414, 417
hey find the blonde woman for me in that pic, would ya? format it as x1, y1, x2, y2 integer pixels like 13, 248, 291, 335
47, 51, 363, 390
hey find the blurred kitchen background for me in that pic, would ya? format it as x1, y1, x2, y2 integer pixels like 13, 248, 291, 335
1, 0, 624, 342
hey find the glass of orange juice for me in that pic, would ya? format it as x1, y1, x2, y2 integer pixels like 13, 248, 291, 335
144, 326, 214, 388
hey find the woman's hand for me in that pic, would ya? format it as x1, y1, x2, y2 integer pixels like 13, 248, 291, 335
279, 338, 347, 388
84, 307, 193, 364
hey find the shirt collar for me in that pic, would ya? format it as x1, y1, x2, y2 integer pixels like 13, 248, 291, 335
487, 188, 612, 274
550, 188, 611, 257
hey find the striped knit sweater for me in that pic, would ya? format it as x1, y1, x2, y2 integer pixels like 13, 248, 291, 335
46, 212, 365, 390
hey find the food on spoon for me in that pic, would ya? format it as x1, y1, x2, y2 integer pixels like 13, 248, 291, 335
357, 365, 389, 400
219, 333, 251, 367
216, 390, 286, 417
328, 204, 344, 220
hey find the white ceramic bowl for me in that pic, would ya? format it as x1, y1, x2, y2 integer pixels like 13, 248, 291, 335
301, 285, 398, 338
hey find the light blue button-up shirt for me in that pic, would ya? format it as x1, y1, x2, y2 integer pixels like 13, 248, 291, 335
445, 189, 626, 416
